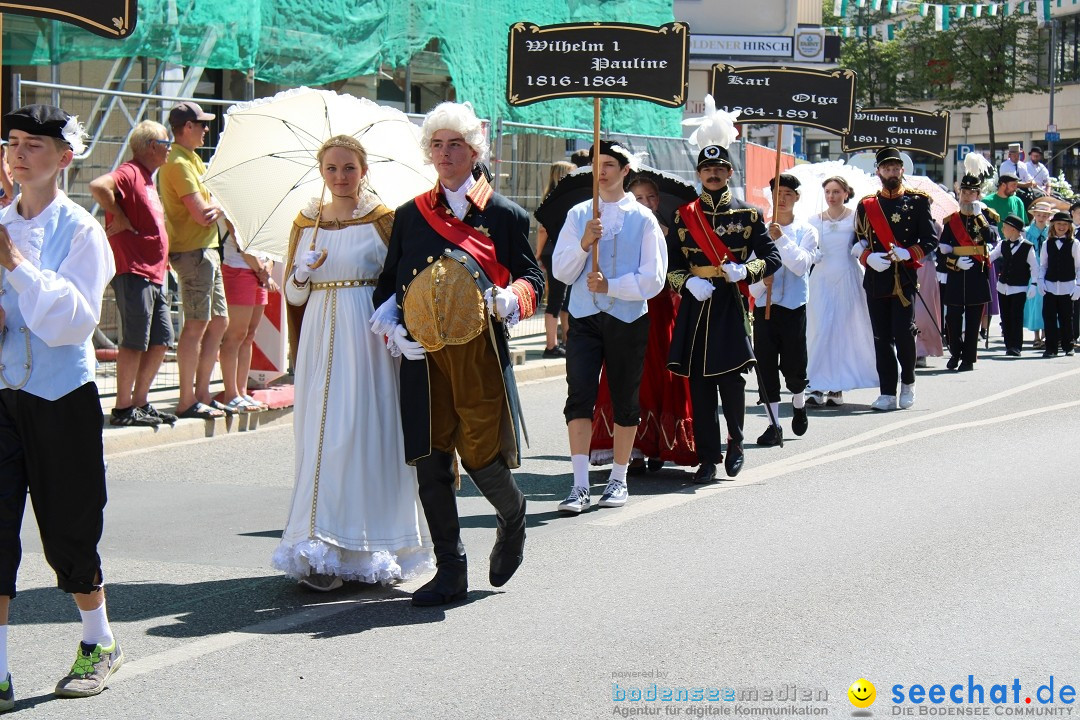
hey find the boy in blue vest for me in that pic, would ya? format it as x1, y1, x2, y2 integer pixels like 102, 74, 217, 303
0, 105, 119, 710
552, 141, 667, 512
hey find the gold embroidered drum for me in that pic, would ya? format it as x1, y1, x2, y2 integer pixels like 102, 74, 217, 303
402, 257, 488, 351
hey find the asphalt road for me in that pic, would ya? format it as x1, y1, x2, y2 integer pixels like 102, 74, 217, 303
9, 346, 1080, 719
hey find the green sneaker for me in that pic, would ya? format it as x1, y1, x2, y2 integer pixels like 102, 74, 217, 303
53, 640, 124, 698
0, 673, 13, 712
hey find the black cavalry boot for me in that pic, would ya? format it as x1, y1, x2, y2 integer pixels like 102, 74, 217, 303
467, 457, 526, 588
412, 450, 468, 607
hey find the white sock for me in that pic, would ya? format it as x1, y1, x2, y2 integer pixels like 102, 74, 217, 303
79, 602, 114, 648
792, 391, 806, 409
610, 462, 628, 483
901, 382, 915, 393
768, 402, 780, 426
0, 626, 7, 680
571, 454, 590, 490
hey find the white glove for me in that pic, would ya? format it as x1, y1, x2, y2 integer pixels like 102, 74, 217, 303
484, 286, 520, 320
392, 324, 425, 361
850, 241, 867, 259
866, 252, 892, 272
1038, 281, 1046, 297
685, 276, 714, 302
812, 248, 824, 264
370, 295, 401, 337
292, 249, 322, 284
1072, 286, 1080, 302
1027, 285, 1037, 299
938, 243, 954, 255
937, 272, 948, 284
890, 245, 912, 262
722, 262, 748, 283
956, 257, 975, 271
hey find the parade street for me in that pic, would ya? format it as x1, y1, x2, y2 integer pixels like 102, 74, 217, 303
9, 349, 1080, 719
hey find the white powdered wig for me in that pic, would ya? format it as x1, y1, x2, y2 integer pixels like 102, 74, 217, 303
682, 94, 740, 151
61, 115, 88, 155
420, 101, 489, 164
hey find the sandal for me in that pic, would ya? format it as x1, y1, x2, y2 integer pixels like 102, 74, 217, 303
210, 399, 238, 415
224, 396, 260, 413
242, 393, 269, 411
176, 402, 225, 419
110, 406, 161, 427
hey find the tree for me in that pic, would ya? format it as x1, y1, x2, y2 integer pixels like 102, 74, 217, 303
823, 2, 906, 106
901, 7, 1045, 159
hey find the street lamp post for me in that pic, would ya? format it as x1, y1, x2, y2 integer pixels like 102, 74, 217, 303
962, 112, 971, 146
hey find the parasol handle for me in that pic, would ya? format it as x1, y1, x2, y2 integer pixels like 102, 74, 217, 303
308, 183, 329, 269
591, 97, 601, 274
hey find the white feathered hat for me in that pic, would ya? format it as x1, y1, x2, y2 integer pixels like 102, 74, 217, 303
682, 94, 740, 169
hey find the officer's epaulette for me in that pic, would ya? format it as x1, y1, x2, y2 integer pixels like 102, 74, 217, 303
904, 187, 932, 199
983, 207, 1000, 223
858, 192, 876, 203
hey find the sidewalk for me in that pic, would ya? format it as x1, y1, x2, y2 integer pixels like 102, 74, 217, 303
100, 333, 567, 457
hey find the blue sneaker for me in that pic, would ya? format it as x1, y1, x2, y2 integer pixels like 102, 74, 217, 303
597, 480, 628, 508
557, 486, 591, 513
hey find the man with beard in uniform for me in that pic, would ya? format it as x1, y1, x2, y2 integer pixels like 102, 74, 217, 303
854, 147, 939, 411
667, 144, 780, 482
937, 173, 999, 371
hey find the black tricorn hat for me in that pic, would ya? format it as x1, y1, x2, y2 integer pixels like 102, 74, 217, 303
959, 174, 982, 191
696, 144, 732, 170
769, 173, 801, 194
1002, 214, 1025, 232
875, 146, 903, 165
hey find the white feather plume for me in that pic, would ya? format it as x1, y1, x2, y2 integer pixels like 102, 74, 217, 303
682, 95, 740, 150
963, 151, 993, 178
60, 115, 87, 155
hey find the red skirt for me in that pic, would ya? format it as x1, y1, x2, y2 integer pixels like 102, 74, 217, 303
590, 291, 697, 466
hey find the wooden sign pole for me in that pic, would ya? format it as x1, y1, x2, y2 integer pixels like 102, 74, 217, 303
764, 121, 783, 320
591, 96, 601, 273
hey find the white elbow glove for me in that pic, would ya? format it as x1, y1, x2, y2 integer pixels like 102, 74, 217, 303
292, 249, 322, 284
956, 257, 975, 271
721, 262, 748, 283
685, 276, 714, 302
866, 252, 892, 273
370, 296, 401, 337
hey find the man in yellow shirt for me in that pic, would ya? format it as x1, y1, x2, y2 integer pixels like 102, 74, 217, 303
159, 102, 230, 419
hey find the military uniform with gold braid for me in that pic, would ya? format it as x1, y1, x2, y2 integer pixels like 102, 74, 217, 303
938, 173, 998, 370
666, 143, 780, 475
854, 146, 939, 408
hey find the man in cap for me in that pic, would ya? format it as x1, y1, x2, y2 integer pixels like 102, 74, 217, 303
1025, 147, 1051, 193
371, 101, 543, 606
667, 143, 780, 481
854, 147, 938, 411
981, 172, 1027, 234
988, 215, 1039, 356
937, 174, 999, 370
999, 143, 1033, 187
551, 140, 667, 513
749, 173, 818, 447
0, 104, 120, 708
158, 101, 231, 419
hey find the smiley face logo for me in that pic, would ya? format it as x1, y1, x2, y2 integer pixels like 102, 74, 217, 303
848, 679, 876, 708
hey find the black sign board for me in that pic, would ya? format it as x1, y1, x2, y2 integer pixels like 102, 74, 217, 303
708, 65, 857, 135
0, 0, 137, 38
507, 22, 689, 108
842, 108, 951, 158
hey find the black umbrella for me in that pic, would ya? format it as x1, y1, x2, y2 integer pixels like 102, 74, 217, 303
534, 166, 697, 243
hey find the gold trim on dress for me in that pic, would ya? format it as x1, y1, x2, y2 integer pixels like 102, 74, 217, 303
310, 278, 378, 290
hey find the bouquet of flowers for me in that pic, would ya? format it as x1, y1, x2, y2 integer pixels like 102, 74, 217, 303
1048, 171, 1077, 201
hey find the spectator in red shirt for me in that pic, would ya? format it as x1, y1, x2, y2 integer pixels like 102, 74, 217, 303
89, 120, 176, 426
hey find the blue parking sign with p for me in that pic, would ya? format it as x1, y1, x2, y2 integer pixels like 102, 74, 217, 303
956, 144, 975, 161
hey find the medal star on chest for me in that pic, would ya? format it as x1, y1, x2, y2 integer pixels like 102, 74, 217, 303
891, 213, 902, 223
475, 224, 491, 237
724, 222, 743, 234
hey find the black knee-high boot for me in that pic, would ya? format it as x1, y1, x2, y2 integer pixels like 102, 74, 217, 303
468, 457, 526, 588
412, 450, 468, 607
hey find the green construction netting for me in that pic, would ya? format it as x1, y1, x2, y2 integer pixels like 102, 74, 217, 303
2, 0, 682, 136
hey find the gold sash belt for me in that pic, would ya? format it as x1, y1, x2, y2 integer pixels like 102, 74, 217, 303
952, 246, 987, 257
310, 278, 378, 290
690, 266, 725, 279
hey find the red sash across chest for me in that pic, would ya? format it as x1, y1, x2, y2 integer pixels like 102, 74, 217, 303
861, 195, 922, 268
415, 187, 509, 287
947, 213, 987, 265
681, 199, 751, 300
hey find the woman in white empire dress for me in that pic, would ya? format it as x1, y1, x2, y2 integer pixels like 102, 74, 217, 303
272, 135, 433, 591
805, 176, 879, 406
